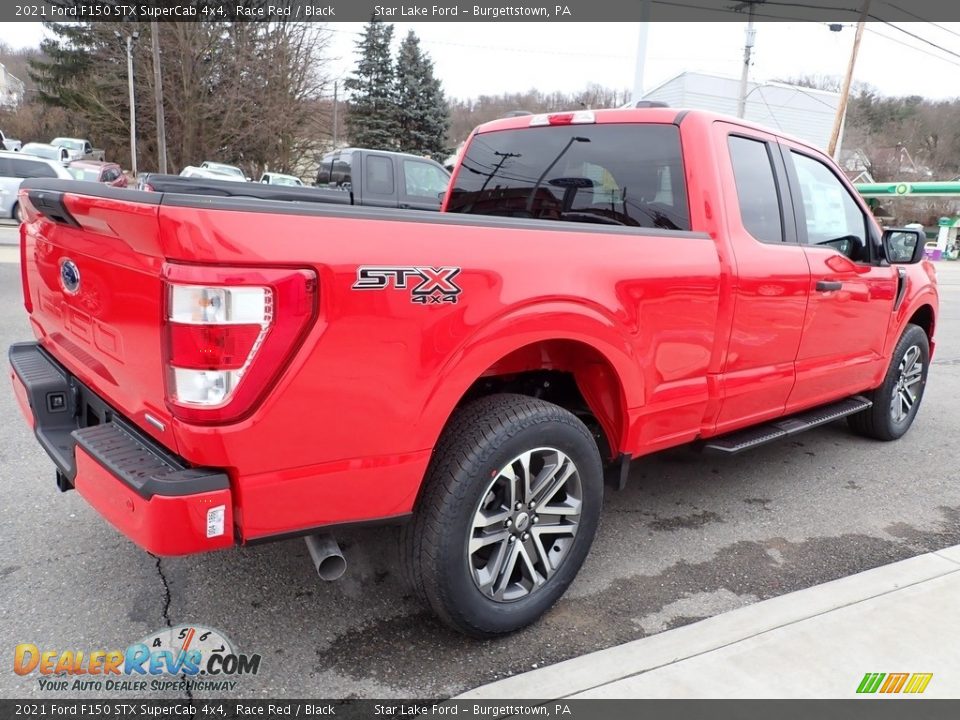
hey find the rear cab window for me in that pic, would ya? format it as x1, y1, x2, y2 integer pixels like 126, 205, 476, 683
727, 135, 786, 244
446, 123, 690, 230
316, 151, 353, 189
365, 155, 395, 196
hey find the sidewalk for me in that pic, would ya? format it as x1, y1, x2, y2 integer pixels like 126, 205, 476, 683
460, 545, 960, 699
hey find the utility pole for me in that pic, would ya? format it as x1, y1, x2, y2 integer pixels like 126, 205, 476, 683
115, 29, 140, 177
150, 22, 167, 174
828, 0, 870, 158
632, 0, 651, 103
332, 80, 339, 148
736, 1, 761, 118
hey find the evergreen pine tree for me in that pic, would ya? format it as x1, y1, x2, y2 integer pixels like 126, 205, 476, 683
394, 31, 450, 158
344, 19, 399, 149
29, 22, 107, 112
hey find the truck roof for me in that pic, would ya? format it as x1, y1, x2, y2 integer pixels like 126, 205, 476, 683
472, 107, 818, 154
327, 147, 449, 165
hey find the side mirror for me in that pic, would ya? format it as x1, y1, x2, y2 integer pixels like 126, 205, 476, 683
882, 228, 926, 264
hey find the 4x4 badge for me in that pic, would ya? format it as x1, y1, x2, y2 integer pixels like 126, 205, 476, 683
353, 266, 462, 304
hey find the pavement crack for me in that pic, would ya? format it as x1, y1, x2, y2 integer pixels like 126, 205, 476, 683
150, 554, 195, 705
151, 553, 173, 629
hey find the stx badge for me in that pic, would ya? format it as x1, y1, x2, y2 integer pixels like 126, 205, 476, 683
352, 266, 462, 304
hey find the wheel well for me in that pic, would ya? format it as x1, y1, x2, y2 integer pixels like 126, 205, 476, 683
457, 340, 627, 463
909, 305, 935, 340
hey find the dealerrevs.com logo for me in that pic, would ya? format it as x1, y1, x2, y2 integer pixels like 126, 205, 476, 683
14, 625, 261, 693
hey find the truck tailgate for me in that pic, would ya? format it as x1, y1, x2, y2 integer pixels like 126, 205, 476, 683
19, 184, 178, 450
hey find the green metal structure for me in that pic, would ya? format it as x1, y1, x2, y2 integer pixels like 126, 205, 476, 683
855, 181, 960, 198
854, 182, 960, 260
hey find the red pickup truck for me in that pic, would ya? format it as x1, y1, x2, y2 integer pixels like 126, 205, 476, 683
9, 108, 938, 637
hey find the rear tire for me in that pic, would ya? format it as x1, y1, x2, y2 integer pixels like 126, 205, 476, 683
12, 202, 21, 223
848, 323, 929, 441
402, 394, 603, 637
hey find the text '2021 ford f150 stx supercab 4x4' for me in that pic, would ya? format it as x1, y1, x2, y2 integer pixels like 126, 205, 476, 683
9, 108, 938, 636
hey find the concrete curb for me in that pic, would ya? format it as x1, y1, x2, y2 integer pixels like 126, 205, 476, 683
459, 546, 960, 699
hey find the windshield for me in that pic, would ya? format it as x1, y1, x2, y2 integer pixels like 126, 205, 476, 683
446, 123, 690, 230
52, 138, 83, 151
69, 168, 101, 181
204, 162, 244, 177
272, 175, 302, 186
22, 144, 60, 160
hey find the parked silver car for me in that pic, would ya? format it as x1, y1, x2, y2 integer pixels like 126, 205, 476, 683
21, 142, 71, 166
0, 151, 73, 222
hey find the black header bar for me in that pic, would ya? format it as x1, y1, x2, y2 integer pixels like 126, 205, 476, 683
8, 0, 960, 23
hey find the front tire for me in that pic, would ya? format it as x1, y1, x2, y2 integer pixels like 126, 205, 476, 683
402, 394, 603, 637
848, 323, 929, 441
12, 202, 22, 223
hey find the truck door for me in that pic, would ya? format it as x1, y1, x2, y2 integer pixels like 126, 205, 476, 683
712, 124, 811, 434
779, 142, 898, 411
399, 158, 450, 211
360, 153, 401, 208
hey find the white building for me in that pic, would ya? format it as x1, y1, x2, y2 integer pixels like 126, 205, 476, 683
0, 63, 25, 109
640, 71, 841, 153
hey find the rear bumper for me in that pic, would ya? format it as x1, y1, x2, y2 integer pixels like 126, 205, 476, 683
9, 342, 234, 556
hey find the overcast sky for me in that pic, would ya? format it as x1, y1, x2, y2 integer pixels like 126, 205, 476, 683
2, 21, 959, 101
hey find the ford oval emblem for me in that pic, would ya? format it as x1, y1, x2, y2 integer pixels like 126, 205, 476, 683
59, 259, 80, 295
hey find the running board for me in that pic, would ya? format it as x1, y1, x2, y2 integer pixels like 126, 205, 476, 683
703, 396, 873, 455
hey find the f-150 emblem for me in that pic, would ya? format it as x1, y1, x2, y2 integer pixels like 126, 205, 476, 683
352, 266, 462, 304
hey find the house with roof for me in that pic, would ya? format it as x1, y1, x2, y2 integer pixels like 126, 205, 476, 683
838, 149, 875, 184
0, 63, 24, 108
640, 71, 841, 152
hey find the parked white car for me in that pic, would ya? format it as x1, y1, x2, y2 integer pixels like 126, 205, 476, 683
21, 143, 71, 166
0, 151, 73, 222
0, 129, 21, 152
259, 172, 304, 186
179, 165, 248, 182
51, 137, 105, 162
200, 161, 249, 181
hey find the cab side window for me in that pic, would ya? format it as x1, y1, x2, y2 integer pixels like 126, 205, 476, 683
728, 136, 784, 244
403, 160, 449, 200
789, 151, 869, 262
366, 155, 394, 196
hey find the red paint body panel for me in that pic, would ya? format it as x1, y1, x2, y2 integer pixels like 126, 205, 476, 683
13, 108, 939, 554
73, 448, 234, 556
11, 370, 33, 428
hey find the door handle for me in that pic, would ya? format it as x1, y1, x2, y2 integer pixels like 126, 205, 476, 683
815, 280, 843, 292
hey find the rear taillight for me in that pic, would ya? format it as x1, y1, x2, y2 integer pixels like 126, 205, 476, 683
19, 229, 31, 313
19, 191, 36, 312
162, 265, 317, 424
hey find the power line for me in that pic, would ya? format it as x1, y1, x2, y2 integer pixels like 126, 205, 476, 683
864, 26, 960, 70
879, 2, 960, 39
877, 21, 960, 61
323, 25, 632, 60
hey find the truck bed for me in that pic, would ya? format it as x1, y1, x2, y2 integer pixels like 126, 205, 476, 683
140, 174, 352, 205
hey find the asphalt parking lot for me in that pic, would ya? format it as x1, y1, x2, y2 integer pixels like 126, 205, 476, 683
1, 222, 959, 700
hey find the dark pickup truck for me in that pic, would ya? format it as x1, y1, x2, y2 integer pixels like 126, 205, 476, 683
136, 149, 451, 211
315, 147, 451, 210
